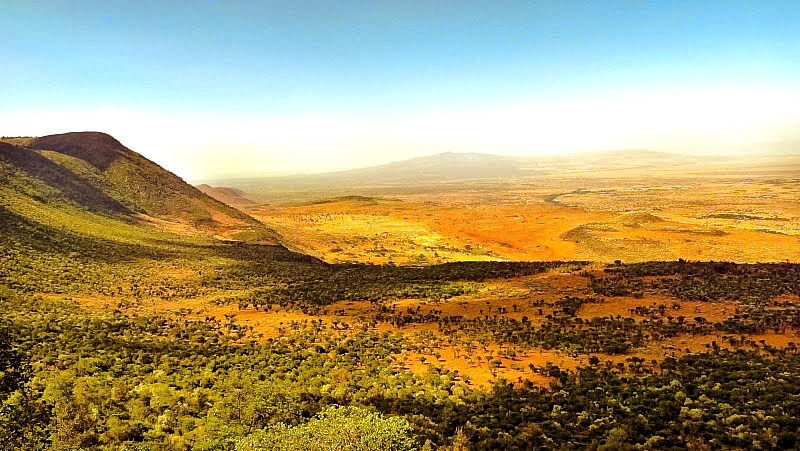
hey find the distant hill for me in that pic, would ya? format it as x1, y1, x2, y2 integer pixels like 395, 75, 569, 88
196, 184, 256, 207
256, 152, 543, 187
324, 151, 540, 183
0, 132, 278, 241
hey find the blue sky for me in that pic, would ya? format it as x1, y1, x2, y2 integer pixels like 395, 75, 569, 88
2, 1, 799, 179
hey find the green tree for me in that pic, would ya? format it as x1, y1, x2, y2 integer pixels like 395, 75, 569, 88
236, 405, 416, 451
598, 426, 634, 451
0, 321, 51, 450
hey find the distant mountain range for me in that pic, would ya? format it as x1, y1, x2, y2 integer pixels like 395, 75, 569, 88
206, 148, 787, 194
224, 148, 739, 188
195, 146, 800, 206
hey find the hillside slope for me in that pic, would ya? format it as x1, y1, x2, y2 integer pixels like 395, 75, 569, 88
0, 133, 316, 297
0, 140, 132, 215
1, 132, 284, 252
24, 132, 272, 238
196, 183, 256, 207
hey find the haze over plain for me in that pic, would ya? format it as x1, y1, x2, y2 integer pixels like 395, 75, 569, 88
2, 1, 799, 180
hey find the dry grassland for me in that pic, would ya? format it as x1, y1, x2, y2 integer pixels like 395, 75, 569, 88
248, 178, 799, 264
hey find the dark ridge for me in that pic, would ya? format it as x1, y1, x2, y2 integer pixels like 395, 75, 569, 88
29, 131, 134, 171
0, 141, 131, 215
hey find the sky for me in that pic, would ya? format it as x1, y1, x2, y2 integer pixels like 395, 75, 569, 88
2, 0, 799, 180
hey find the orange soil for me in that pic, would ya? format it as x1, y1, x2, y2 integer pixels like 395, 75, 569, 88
578, 297, 738, 323
248, 181, 799, 264
248, 197, 613, 263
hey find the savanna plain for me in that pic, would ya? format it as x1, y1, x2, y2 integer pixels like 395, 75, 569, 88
2, 133, 800, 450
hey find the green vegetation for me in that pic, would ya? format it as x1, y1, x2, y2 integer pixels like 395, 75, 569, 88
4, 286, 800, 450
2, 133, 277, 238
237, 406, 416, 451
591, 261, 800, 304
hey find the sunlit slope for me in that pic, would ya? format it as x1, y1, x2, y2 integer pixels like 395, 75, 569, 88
1, 133, 279, 241
196, 183, 256, 207
26, 132, 277, 239
0, 141, 204, 293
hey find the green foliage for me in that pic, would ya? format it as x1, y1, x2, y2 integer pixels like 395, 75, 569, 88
237, 261, 575, 314
594, 261, 800, 304
0, 291, 443, 449
236, 405, 416, 451
2, 278, 800, 450
0, 321, 51, 450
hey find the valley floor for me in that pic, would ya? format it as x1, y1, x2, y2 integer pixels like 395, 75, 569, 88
245, 176, 800, 265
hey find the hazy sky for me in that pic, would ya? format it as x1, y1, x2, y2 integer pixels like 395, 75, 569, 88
3, 1, 799, 180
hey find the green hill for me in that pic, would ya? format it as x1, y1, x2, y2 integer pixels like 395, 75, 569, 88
26, 132, 272, 234
0, 140, 131, 215
0, 132, 290, 294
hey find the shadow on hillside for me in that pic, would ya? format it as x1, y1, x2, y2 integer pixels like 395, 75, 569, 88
0, 141, 132, 215
0, 205, 176, 262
